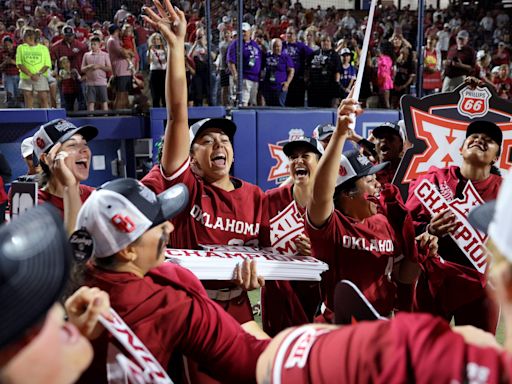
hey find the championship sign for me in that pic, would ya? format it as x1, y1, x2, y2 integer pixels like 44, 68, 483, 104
396, 82, 512, 199
268, 128, 305, 185
413, 179, 489, 274
270, 200, 305, 255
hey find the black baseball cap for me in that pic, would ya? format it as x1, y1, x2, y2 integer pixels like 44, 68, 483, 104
189, 118, 237, 145
33, 119, 98, 159
283, 136, 324, 157
108, 23, 120, 35
0, 204, 71, 349
466, 120, 502, 147
63, 25, 75, 36
372, 121, 403, 140
313, 123, 335, 141
336, 150, 389, 189
76, 178, 189, 258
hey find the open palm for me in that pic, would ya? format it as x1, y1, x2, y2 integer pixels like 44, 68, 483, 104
143, 0, 186, 48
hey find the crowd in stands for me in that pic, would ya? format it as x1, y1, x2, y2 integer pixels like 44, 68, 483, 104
0, 0, 510, 111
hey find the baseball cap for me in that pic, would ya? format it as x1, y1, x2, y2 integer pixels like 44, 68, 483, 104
242, 22, 251, 32
477, 50, 486, 60
372, 121, 404, 142
457, 30, 469, 39
32, 119, 98, 159
491, 66, 500, 75
443, 23, 450, 28
62, 25, 74, 36
283, 136, 324, 157
75, 178, 189, 258
2, 35, 12, 44
340, 48, 351, 56
468, 172, 512, 261
0, 204, 71, 349
21, 136, 34, 158
466, 120, 502, 147
336, 150, 389, 189
189, 118, 237, 145
312, 123, 335, 141
108, 23, 120, 35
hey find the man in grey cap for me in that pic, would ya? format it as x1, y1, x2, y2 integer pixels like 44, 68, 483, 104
442, 29, 476, 92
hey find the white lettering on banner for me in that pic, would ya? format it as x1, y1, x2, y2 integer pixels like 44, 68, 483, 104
341, 236, 394, 252
270, 201, 304, 255
414, 179, 489, 274
284, 328, 331, 369
189, 204, 260, 236
99, 309, 173, 384
165, 248, 325, 263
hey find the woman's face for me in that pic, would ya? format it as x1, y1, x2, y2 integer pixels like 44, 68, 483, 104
354, 174, 382, 215
461, 133, 500, 168
58, 134, 92, 182
190, 128, 234, 184
131, 222, 173, 274
0, 304, 93, 384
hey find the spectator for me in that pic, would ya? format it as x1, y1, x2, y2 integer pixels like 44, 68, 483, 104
17, 137, 41, 182
66, 10, 87, 29
216, 28, 232, 106
57, 55, 80, 111
393, 45, 416, 107
283, 26, 312, 107
121, 23, 138, 74
436, 23, 451, 60
304, 26, 319, 51
147, 32, 166, 108
492, 42, 510, 67
227, 22, 262, 107
260, 37, 294, 107
16, 28, 51, 108
81, 35, 111, 112
479, 11, 494, 42
41, 37, 59, 108
442, 30, 475, 92
113, 4, 130, 26
188, 27, 209, 106
107, 23, 132, 110
306, 34, 342, 108
493, 64, 512, 100
340, 10, 357, 32
423, 36, 442, 95
0, 36, 20, 107
50, 25, 87, 110
339, 48, 356, 99
476, 50, 493, 86
375, 42, 395, 109
134, 20, 149, 71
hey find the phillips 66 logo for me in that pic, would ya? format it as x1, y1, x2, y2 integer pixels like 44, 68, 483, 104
268, 128, 305, 184
457, 87, 491, 118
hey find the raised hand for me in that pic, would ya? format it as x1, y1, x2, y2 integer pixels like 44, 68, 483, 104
336, 87, 362, 136
143, 0, 186, 47
46, 143, 76, 188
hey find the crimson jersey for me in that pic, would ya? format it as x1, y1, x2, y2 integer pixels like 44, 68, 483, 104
405, 166, 502, 315
270, 313, 512, 384
306, 207, 402, 320
81, 262, 270, 384
38, 184, 95, 217
262, 185, 321, 336
142, 160, 270, 249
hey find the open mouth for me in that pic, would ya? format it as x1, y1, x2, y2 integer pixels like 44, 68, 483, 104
211, 154, 226, 167
469, 143, 486, 152
294, 166, 309, 178
75, 159, 88, 170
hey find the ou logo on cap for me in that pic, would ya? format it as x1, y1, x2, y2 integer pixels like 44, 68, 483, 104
111, 214, 136, 233
35, 137, 45, 149
339, 166, 347, 177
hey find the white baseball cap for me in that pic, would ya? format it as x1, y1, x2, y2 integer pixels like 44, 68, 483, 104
336, 150, 388, 189
189, 118, 237, 145
469, 172, 512, 262
21, 136, 34, 158
76, 178, 188, 258
242, 22, 251, 32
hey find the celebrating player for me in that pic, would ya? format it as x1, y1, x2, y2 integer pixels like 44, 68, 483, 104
406, 120, 503, 333
306, 94, 427, 322
262, 136, 324, 335
141, 0, 268, 334
76, 178, 270, 383
255, 170, 512, 384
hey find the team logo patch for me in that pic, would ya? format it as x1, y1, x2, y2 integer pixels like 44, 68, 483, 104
339, 166, 347, 177
53, 119, 76, 132
111, 214, 136, 233
35, 137, 45, 149
268, 129, 305, 185
396, 83, 512, 200
457, 87, 491, 119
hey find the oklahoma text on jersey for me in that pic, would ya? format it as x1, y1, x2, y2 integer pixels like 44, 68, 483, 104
341, 236, 394, 252
190, 204, 260, 237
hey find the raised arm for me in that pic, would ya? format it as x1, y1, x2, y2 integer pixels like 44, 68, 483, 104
144, 0, 189, 176
308, 93, 360, 227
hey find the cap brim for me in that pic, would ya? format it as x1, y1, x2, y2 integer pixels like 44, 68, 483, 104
154, 183, 189, 226
466, 123, 502, 147
364, 161, 389, 176
191, 118, 237, 145
468, 200, 496, 234
0, 204, 70, 349
372, 126, 400, 139
58, 125, 99, 146
283, 140, 322, 157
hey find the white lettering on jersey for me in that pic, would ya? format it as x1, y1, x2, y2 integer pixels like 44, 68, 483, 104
466, 362, 490, 384
190, 204, 260, 237
270, 200, 304, 255
341, 236, 394, 252
283, 327, 332, 370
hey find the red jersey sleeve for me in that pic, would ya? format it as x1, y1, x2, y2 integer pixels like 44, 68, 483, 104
305, 209, 338, 265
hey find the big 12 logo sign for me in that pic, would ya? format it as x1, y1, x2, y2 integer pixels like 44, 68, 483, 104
395, 83, 512, 200
268, 128, 305, 185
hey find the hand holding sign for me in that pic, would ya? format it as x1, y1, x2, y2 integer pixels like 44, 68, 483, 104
427, 209, 458, 237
